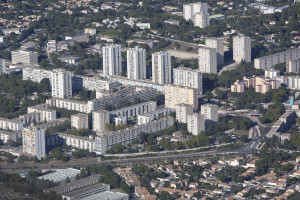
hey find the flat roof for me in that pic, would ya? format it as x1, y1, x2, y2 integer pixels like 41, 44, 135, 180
80, 191, 129, 200
38, 168, 80, 183
45, 174, 100, 193
62, 183, 110, 197
210, 14, 225, 19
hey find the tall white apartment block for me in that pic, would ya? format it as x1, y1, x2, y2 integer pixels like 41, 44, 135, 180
102, 44, 122, 76
176, 103, 194, 123
173, 67, 203, 96
183, 2, 208, 20
51, 69, 72, 99
206, 37, 224, 65
198, 47, 217, 74
127, 47, 146, 80
0, 58, 4, 74
193, 12, 210, 28
11, 50, 38, 65
286, 59, 300, 73
201, 104, 218, 123
22, 125, 46, 159
71, 113, 89, 129
152, 51, 171, 84
187, 113, 205, 135
93, 110, 110, 132
233, 36, 251, 63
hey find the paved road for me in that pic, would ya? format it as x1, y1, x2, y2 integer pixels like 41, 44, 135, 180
1, 150, 247, 170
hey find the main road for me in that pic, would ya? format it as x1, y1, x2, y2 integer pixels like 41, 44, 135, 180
1, 150, 250, 171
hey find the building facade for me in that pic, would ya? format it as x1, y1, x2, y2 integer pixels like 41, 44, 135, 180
286, 59, 300, 73
255, 47, 300, 70
233, 36, 252, 63
183, 2, 208, 20
51, 69, 72, 99
46, 40, 69, 53
193, 12, 210, 28
187, 113, 205, 135
127, 47, 146, 80
71, 113, 89, 129
22, 124, 46, 159
205, 37, 224, 66
201, 104, 218, 124
93, 110, 110, 132
82, 76, 119, 92
102, 44, 122, 76
176, 103, 194, 123
265, 68, 280, 79
95, 117, 174, 153
152, 51, 171, 84
0, 58, 4, 74
138, 107, 172, 125
173, 67, 203, 96
198, 47, 217, 74
11, 50, 38, 65
164, 85, 198, 109
231, 80, 245, 93
23, 67, 52, 83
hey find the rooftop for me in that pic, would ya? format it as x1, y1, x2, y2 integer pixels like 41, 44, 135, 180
38, 168, 80, 183
80, 191, 129, 200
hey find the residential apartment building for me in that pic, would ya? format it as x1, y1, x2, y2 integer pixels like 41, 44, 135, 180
233, 36, 251, 63
11, 50, 38, 65
71, 113, 89, 130
23, 67, 52, 83
57, 132, 95, 152
0, 117, 23, 131
254, 47, 300, 70
187, 113, 205, 135
152, 51, 171, 84
164, 85, 198, 109
286, 59, 300, 73
173, 67, 203, 96
27, 104, 57, 122
277, 76, 300, 90
51, 69, 72, 99
205, 37, 224, 66
138, 107, 172, 125
47, 87, 157, 113
108, 75, 164, 93
231, 80, 245, 93
239, 76, 281, 93
46, 40, 68, 53
201, 104, 218, 124
127, 47, 146, 80
95, 117, 174, 153
45, 175, 100, 195
102, 44, 122, 76
265, 68, 280, 79
176, 103, 194, 123
193, 12, 210, 28
198, 47, 217, 74
82, 76, 119, 92
22, 124, 46, 159
46, 98, 89, 113
183, 2, 208, 20
84, 28, 96, 36
0, 130, 22, 143
109, 101, 157, 119
0, 58, 4, 74
93, 110, 110, 132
